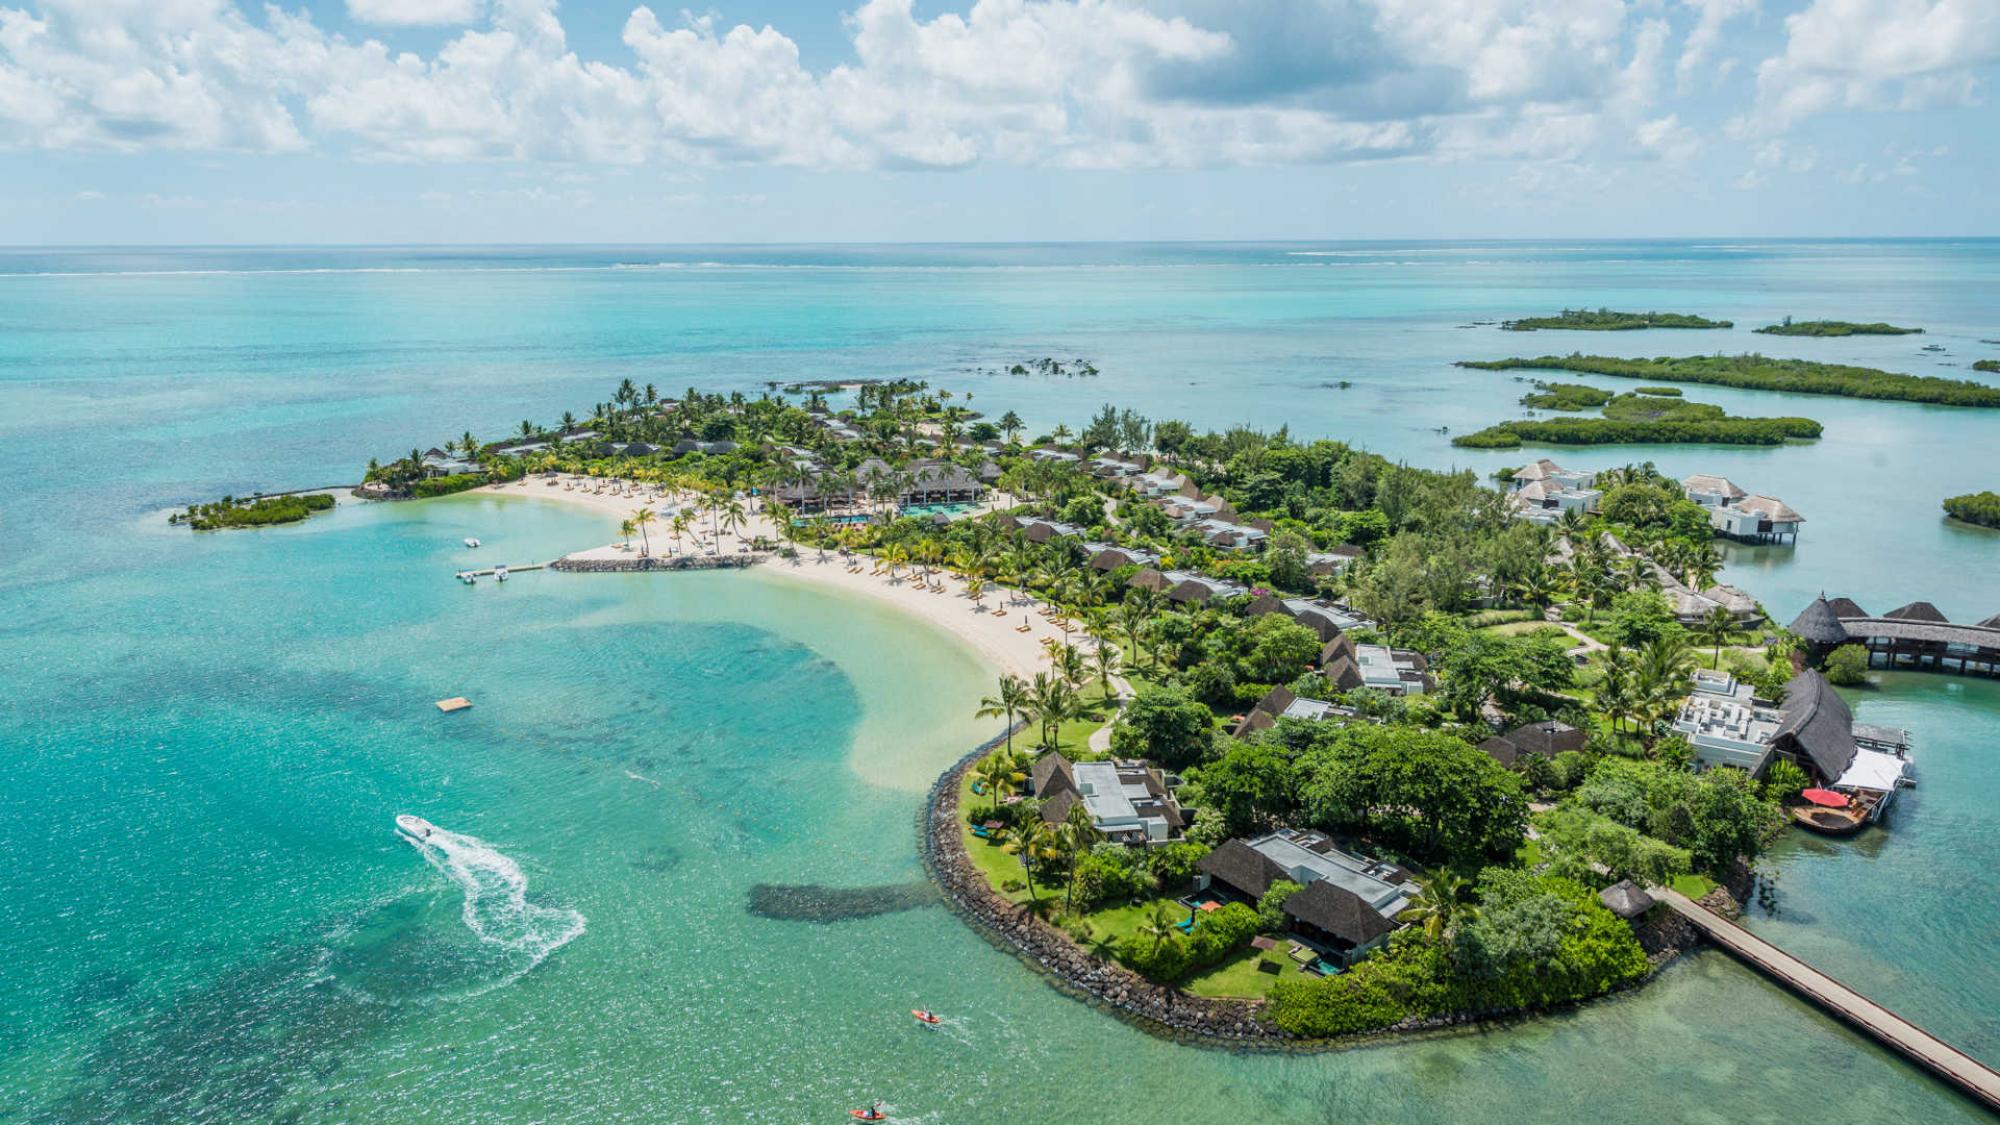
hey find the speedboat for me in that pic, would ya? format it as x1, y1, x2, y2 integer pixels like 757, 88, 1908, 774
396, 814, 439, 843
464, 537, 481, 548
494, 565, 508, 582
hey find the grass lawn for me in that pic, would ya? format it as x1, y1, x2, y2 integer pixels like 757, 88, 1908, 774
1478, 620, 1568, 637
1670, 872, 1719, 899
1184, 945, 1309, 998
957, 769, 1036, 906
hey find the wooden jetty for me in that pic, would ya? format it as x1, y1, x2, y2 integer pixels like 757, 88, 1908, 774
454, 563, 545, 580
1791, 595, 2000, 679
1658, 888, 2000, 1110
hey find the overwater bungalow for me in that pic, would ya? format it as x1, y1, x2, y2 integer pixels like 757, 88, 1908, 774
1791, 595, 2000, 678
1711, 494, 1803, 544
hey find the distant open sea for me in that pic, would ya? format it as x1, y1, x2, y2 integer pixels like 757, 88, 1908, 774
2, 241, 1997, 1122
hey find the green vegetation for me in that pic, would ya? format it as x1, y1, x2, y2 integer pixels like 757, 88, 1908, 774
1943, 490, 2000, 528
1823, 644, 1871, 686
1634, 386, 1682, 396
1454, 391, 1821, 449
1264, 871, 1648, 1037
170, 491, 335, 530
1520, 382, 1613, 411
1502, 309, 1732, 332
1458, 353, 2000, 407
1754, 318, 1921, 337
1975, 360, 1999, 373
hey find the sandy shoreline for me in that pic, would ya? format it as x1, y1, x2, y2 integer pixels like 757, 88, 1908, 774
472, 475, 1061, 681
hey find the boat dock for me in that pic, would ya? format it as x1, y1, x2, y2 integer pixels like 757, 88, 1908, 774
454, 563, 545, 580
1659, 889, 2000, 1110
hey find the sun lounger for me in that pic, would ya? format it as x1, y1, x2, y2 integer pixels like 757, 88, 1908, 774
1015, 624, 1032, 633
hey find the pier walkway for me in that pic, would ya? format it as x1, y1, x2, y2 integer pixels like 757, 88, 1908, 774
454, 563, 546, 579
1658, 889, 2000, 1110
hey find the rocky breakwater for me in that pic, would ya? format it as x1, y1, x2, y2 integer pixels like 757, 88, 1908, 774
919, 733, 1286, 1045
550, 551, 766, 573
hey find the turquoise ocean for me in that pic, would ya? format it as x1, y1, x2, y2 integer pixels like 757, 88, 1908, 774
1, 242, 1997, 1122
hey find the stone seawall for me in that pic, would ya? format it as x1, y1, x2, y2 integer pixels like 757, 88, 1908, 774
549, 553, 766, 573
917, 730, 1285, 1044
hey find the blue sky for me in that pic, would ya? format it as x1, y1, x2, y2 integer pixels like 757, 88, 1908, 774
0, 0, 1995, 243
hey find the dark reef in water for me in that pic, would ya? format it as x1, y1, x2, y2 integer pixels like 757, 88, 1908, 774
746, 882, 939, 923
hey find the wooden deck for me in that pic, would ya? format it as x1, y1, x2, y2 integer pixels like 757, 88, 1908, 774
1658, 889, 2000, 1111
454, 563, 546, 579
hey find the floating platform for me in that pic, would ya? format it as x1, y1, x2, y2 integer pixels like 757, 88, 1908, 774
435, 697, 472, 713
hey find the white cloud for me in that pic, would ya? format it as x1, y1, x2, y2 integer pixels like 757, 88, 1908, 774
1678, 0, 1757, 91
347, 0, 481, 27
0, 0, 1766, 171
1747, 0, 2000, 129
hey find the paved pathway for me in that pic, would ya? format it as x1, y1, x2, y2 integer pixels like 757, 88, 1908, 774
1657, 888, 2000, 1111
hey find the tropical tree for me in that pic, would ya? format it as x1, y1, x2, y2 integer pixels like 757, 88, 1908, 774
1002, 818, 1061, 904
976, 674, 1030, 755
1402, 868, 1478, 941
1138, 899, 1180, 953
1059, 802, 1100, 912
630, 506, 656, 556
619, 518, 636, 548
1698, 604, 1735, 667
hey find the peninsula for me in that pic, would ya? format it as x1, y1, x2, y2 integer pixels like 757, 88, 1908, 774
1503, 309, 1732, 331
1459, 354, 2000, 407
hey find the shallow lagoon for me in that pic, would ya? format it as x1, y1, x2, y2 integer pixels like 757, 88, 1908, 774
2, 242, 1997, 1120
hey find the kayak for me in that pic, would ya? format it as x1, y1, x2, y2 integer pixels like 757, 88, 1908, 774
849, 1111, 886, 1121
910, 1009, 940, 1025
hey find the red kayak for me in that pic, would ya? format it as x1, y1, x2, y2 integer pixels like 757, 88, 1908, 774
911, 1009, 940, 1026
849, 1110, 886, 1121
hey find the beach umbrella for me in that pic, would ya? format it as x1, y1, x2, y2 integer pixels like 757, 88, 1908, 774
1800, 788, 1847, 808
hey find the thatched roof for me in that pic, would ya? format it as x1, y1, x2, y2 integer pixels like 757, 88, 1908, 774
1499, 720, 1587, 758
1039, 789, 1080, 825
1681, 473, 1744, 500
1837, 617, 2000, 647
1701, 584, 1761, 616
1282, 880, 1397, 947
1883, 600, 1948, 623
1980, 613, 2000, 630
1788, 597, 1850, 645
1323, 654, 1364, 692
1197, 839, 1287, 900
1514, 458, 1569, 482
1246, 593, 1286, 618
1826, 597, 1869, 619
1031, 751, 1075, 798
1319, 633, 1357, 667
1599, 880, 1655, 920
1128, 568, 1172, 593
1479, 736, 1523, 769
1738, 494, 1804, 523
1168, 578, 1215, 604
1772, 669, 1857, 781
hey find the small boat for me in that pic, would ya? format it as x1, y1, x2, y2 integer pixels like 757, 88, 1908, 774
395, 814, 439, 842
911, 1009, 940, 1026
464, 537, 481, 548
849, 1109, 886, 1122
494, 565, 508, 582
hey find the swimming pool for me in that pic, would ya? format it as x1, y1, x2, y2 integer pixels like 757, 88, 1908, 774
900, 501, 980, 519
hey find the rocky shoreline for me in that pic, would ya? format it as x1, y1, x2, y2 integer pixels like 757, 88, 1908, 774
918, 733, 1705, 1051
549, 553, 766, 573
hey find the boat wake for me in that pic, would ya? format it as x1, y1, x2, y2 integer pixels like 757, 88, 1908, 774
402, 821, 586, 962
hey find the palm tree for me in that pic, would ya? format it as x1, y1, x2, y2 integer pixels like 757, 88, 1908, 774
619, 518, 635, 548
630, 506, 656, 556
1599, 644, 1636, 736
1002, 818, 1060, 904
1059, 802, 1100, 912
1088, 632, 1122, 699
1699, 604, 1735, 667
719, 497, 748, 545
1633, 634, 1695, 745
965, 575, 986, 608
1027, 672, 1081, 750
976, 674, 1029, 755
1138, 899, 1180, 953
975, 755, 1012, 816
1685, 541, 1723, 590
1403, 869, 1477, 941
669, 512, 690, 555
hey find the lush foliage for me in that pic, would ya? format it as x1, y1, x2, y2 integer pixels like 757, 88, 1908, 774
1570, 758, 1780, 876
1454, 394, 1822, 448
1503, 309, 1732, 331
1942, 490, 2000, 528
1265, 870, 1649, 1037
1458, 353, 2000, 407
171, 491, 335, 530
1974, 360, 1999, 374
1822, 644, 1871, 685
1109, 684, 1214, 770
1286, 723, 1529, 864
1520, 382, 1614, 410
1753, 319, 1921, 337
408, 472, 493, 499
1115, 901, 1260, 982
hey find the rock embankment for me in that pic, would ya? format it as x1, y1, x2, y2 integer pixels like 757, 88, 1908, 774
918, 732, 1284, 1044
550, 553, 765, 572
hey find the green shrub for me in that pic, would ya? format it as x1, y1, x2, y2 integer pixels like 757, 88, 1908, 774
172, 491, 336, 530
409, 472, 491, 499
1458, 353, 1995, 407
1257, 880, 1304, 932
1942, 491, 2000, 529
1823, 644, 1870, 685
1762, 759, 1810, 801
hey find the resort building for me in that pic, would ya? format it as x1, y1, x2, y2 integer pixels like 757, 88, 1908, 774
1709, 494, 1804, 544
1673, 666, 1911, 825
1790, 595, 2000, 679
1089, 455, 1145, 478
1509, 478, 1603, 524
1196, 829, 1417, 967
1031, 753, 1183, 844
1479, 720, 1588, 769
1230, 686, 1357, 737
1514, 458, 1596, 491
1028, 448, 1082, 464
1159, 570, 1250, 604
1681, 474, 1747, 509
1190, 517, 1269, 551
1131, 469, 1191, 497
1086, 545, 1159, 572
1320, 634, 1432, 696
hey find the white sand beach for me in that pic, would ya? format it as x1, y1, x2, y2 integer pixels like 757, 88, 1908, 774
474, 474, 1063, 681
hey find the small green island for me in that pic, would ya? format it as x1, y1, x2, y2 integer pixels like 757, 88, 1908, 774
1503, 309, 1732, 332
169, 491, 336, 530
1974, 360, 1998, 373
1754, 318, 1922, 337
1456, 391, 1820, 449
1459, 353, 2000, 407
1942, 491, 2000, 529
1520, 382, 1614, 411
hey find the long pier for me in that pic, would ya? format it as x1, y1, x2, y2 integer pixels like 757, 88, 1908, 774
454, 563, 546, 579
1658, 889, 2000, 1110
